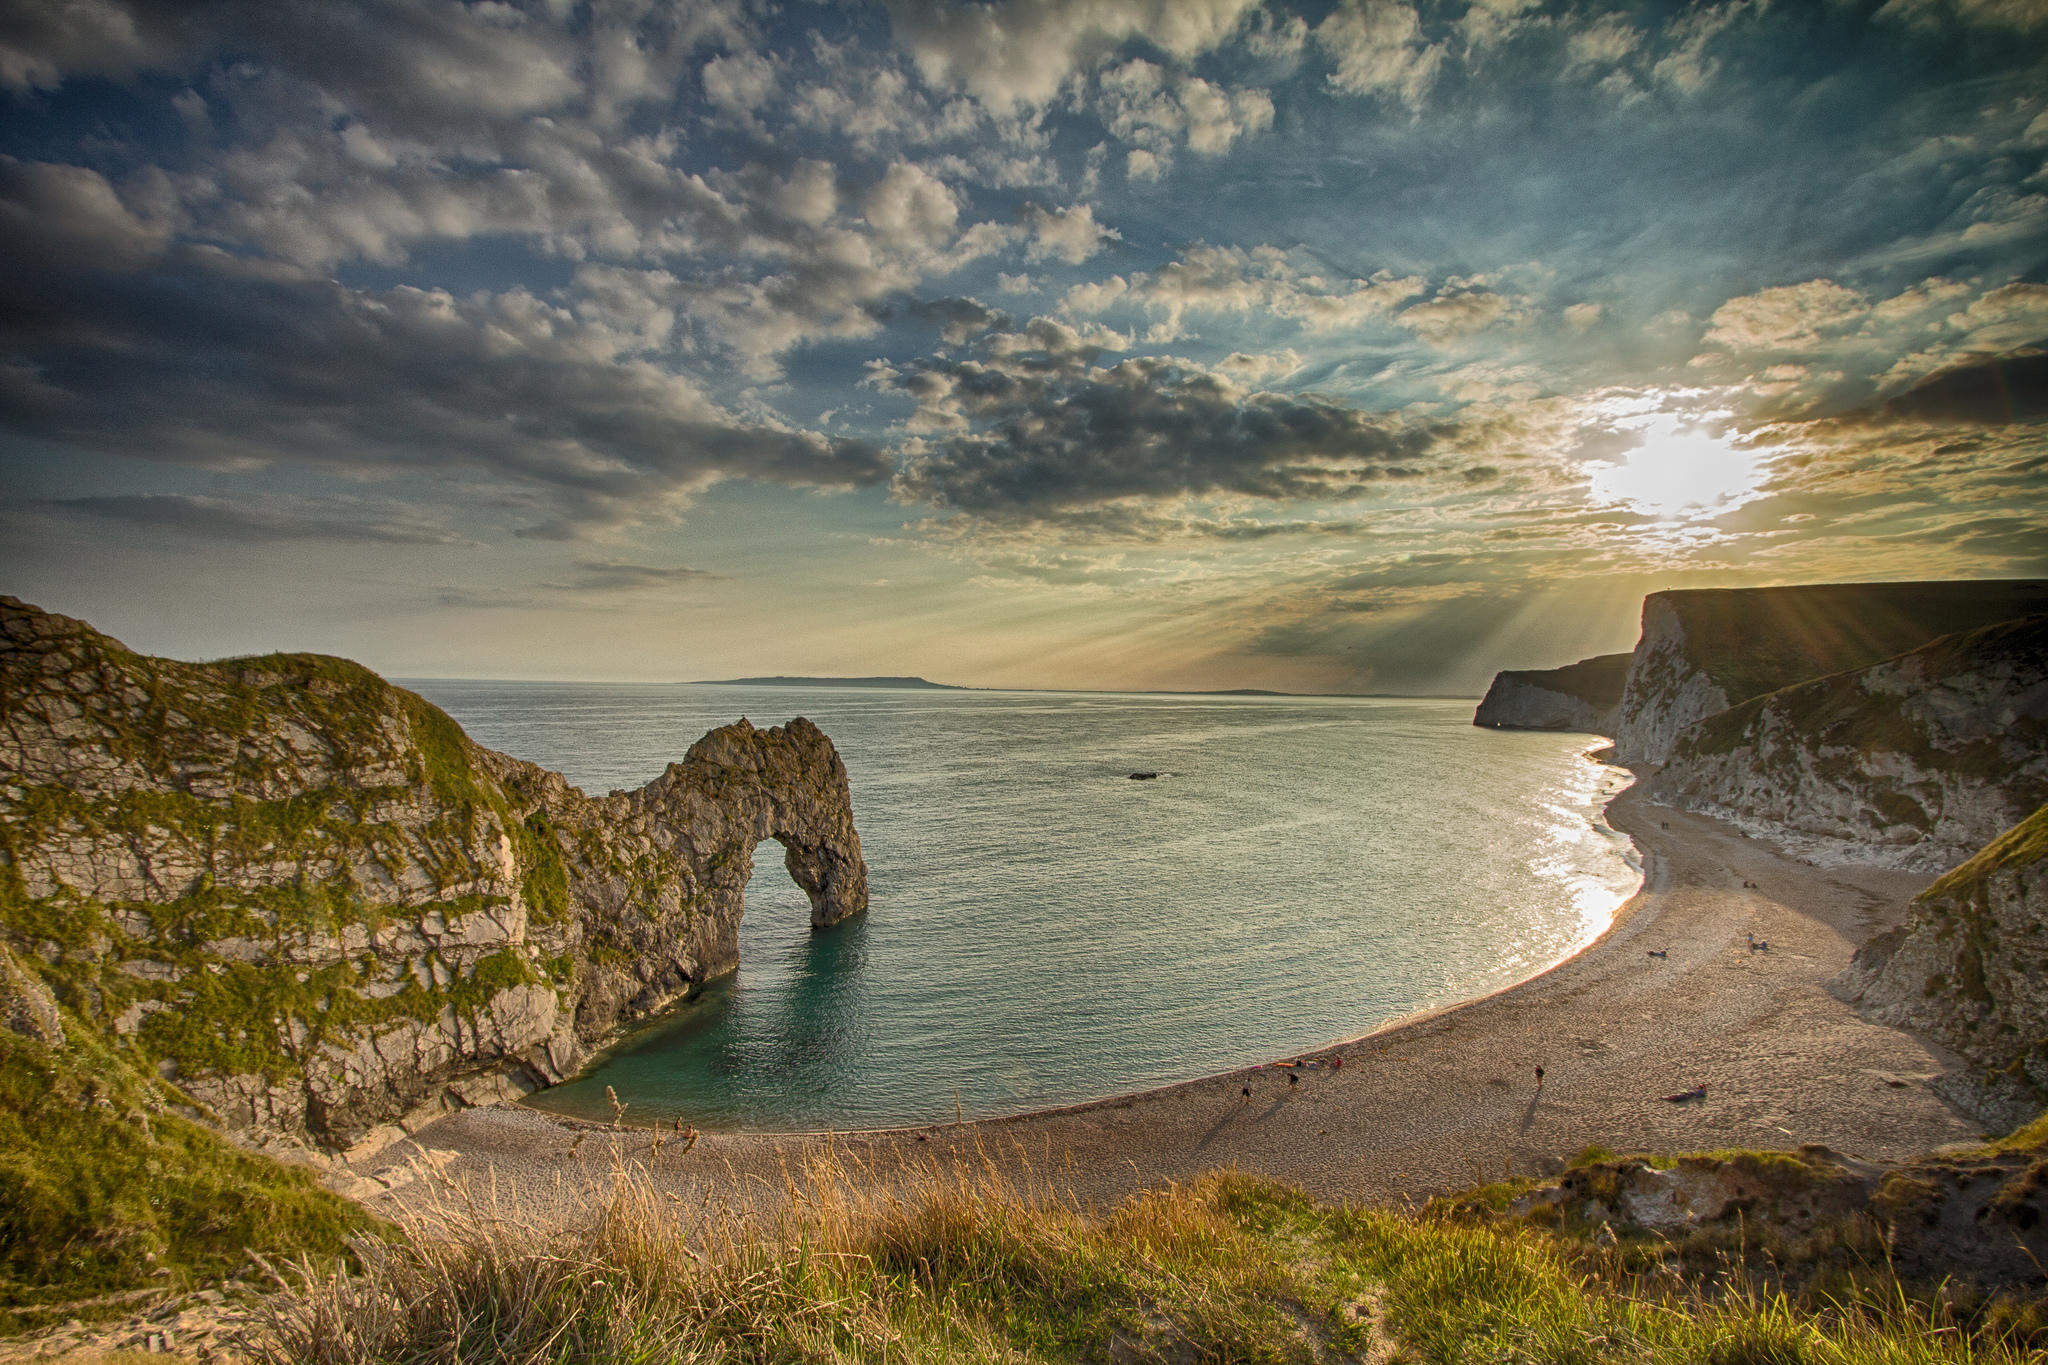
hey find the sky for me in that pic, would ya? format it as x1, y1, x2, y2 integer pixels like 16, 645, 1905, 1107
1, 0, 2045, 694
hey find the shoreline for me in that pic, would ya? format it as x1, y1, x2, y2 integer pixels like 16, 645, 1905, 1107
346, 773, 1982, 1218
522, 741, 1641, 1141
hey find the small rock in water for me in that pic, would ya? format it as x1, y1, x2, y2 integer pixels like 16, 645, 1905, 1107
1128, 771, 1159, 780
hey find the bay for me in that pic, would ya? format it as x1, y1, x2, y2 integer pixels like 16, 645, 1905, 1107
402, 683, 1639, 1132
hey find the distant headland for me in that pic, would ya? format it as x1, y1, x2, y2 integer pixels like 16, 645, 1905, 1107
687, 675, 967, 689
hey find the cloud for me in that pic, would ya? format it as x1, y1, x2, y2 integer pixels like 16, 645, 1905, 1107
1564, 13, 1641, 70
1702, 279, 1868, 352
0, 156, 173, 269
1876, 0, 2048, 30
1022, 202, 1119, 264
1869, 345, 2048, 425
549, 560, 725, 591
702, 48, 778, 115
883, 0, 1262, 115
882, 322, 1441, 516
1945, 282, 2048, 350
904, 295, 1012, 344
1457, 0, 1542, 49
787, 36, 985, 151
1395, 286, 1515, 344
0, 175, 891, 538
1062, 243, 1424, 339
1315, 0, 1444, 108
864, 160, 960, 246
1093, 58, 1274, 174
0, 0, 185, 92
46, 493, 471, 545
1563, 301, 1605, 332
1243, 8, 1309, 61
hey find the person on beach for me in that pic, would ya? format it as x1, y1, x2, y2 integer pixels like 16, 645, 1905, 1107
1241, 1084, 1251, 1103
1535, 1065, 1545, 1088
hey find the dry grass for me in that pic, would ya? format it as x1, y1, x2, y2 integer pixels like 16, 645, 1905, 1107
257, 1146, 1317, 1364
250, 1148, 2042, 1365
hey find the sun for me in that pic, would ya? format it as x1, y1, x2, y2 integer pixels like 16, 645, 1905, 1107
1589, 412, 1768, 519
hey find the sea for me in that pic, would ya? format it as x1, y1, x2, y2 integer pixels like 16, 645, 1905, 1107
401, 682, 1641, 1132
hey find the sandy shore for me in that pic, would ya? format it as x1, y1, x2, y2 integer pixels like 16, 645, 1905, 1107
348, 778, 1982, 1223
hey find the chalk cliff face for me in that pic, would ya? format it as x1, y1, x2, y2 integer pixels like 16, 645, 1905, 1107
0, 596, 866, 1152
1646, 616, 2048, 870
1610, 580, 2048, 764
1473, 653, 1630, 733
1836, 804, 2048, 1131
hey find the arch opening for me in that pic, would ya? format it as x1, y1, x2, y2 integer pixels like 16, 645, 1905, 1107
740, 834, 820, 935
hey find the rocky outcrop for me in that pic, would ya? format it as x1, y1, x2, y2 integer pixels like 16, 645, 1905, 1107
1836, 804, 2048, 1131
1646, 616, 2048, 870
1610, 580, 2048, 764
1466, 1141, 2048, 1300
0, 595, 867, 1152
1473, 653, 1630, 733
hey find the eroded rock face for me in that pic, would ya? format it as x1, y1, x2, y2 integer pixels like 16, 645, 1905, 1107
1476, 1144, 2048, 1299
1647, 616, 2048, 870
1473, 653, 1629, 733
0, 595, 868, 1152
1610, 580, 2048, 764
1837, 804, 2048, 1130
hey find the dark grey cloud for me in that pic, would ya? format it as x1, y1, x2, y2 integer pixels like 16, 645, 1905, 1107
47, 493, 469, 545
886, 322, 1441, 515
1, 0, 748, 124
0, 158, 891, 539
550, 561, 725, 591
1873, 344, 2048, 426
901, 296, 1012, 344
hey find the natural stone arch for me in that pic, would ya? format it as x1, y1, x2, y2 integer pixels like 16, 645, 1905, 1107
556, 716, 871, 1040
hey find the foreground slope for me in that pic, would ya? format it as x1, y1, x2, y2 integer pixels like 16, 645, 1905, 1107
1609, 579, 2048, 763
0, 596, 867, 1153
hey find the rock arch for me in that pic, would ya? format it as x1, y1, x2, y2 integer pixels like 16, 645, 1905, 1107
557, 717, 871, 1044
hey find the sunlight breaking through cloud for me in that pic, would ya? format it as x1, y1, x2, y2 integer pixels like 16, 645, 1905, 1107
1588, 412, 1770, 522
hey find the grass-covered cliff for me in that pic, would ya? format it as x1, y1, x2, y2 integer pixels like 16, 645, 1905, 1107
1611, 579, 2048, 763
0, 593, 870, 1330
0, 595, 866, 1157
0, 942, 378, 1333
1473, 652, 1631, 732
1649, 615, 2048, 868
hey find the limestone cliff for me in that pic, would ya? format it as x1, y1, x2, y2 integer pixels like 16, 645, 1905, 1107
1609, 580, 2048, 764
1473, 653, 1630, 733
1836, 804, 2048, 1131
0, 596, 867, 1153
1645, 615, 2048, 870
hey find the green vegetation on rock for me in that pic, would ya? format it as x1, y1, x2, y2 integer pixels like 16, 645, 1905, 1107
1660, 581, 2048, 713
0, 981, 376, 1335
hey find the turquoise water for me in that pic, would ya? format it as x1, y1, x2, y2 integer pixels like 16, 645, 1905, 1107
402, 684, 1638, 1132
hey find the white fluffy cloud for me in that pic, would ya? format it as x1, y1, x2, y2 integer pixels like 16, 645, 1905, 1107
1094, 59, 1274, 174
884, 0, 1262, 114
1023, 202, 1119, 265
1702, 279, 1869, 351
1315, 0, 1443, 108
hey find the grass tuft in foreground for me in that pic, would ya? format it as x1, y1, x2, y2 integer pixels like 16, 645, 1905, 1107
258, 1149, 2039, 1365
